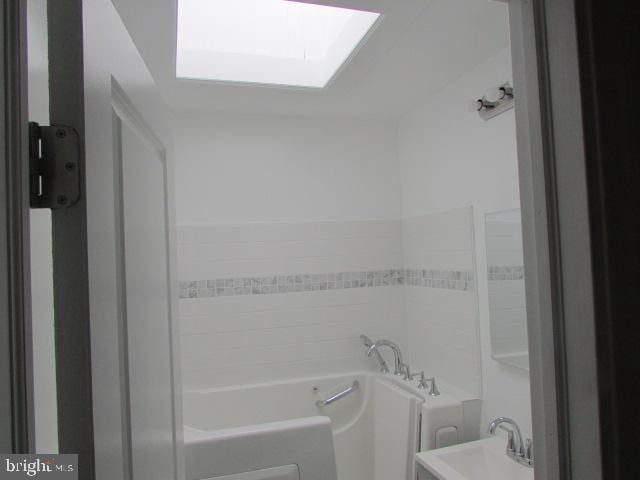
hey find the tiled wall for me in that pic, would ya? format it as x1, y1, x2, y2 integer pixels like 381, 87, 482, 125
402, 207, 482, 396
178, 209, 481, 395
177, 220, 407, 389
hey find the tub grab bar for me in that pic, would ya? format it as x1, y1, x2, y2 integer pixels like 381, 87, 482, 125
316, 380, 359, 407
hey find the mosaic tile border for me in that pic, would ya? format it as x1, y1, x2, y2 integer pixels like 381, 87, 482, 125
488, 265, 525, 281
179, 268, 475, 299
404, 268, 475, 291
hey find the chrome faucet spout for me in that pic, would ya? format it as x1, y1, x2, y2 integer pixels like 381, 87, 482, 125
487, 417, 533, 468
488, 417, 523, 453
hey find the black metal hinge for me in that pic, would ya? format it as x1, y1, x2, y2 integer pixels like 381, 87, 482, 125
29, 122, 81, 209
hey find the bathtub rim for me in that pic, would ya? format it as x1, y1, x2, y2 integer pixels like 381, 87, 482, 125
183, 370, 478, 402
182, 370, 480, 436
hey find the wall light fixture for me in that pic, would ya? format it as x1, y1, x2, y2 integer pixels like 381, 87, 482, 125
466, 82, 514, 120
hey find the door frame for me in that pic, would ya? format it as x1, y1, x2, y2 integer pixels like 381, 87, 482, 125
46, 1, 96, 477
0, 0, 34, 455
1, 0, 96, 471
511, 0, 639, 479
510, 0, 601, 478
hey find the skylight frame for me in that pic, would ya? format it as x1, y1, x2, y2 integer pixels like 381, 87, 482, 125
176, 0, 382, 89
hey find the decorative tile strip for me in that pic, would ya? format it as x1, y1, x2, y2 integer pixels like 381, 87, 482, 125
487, 265, 525, 281
403, 269, 475, 292
179, 269, 401, 299
179, 268, 475, 299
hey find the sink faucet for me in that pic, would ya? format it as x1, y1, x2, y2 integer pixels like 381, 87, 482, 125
366, 339, 404, 376
487, 417, 534, 468
359, 335, 389, 373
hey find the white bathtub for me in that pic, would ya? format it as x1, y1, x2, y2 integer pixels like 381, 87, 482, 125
183, 372, 479, 480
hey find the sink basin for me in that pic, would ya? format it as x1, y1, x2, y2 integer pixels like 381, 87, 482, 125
416, 437, 534, 480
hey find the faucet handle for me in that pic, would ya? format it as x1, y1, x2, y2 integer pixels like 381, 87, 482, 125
401, 364, 412, 380
426, 377, 440, 396
524, 439, 534, 466
409, 371, 428, 389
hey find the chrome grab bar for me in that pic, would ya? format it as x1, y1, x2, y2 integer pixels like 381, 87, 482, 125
315, 380, 359, 408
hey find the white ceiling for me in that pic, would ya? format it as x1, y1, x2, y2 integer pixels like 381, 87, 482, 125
111, 0, 510, 119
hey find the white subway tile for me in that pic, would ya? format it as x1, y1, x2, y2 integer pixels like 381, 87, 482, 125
177, 211, 481, 395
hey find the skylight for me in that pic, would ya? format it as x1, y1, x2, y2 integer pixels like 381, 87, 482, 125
176, 0, 381, 88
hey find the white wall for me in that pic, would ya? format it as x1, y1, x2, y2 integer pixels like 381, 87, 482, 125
398, 47, 532, 438
174, 114, 406, 389
173, 112, 401, 224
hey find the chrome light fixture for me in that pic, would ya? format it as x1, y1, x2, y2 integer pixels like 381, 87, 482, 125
466, 82, 514, 120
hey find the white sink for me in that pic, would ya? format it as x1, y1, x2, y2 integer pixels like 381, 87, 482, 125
416, 437, 534, 480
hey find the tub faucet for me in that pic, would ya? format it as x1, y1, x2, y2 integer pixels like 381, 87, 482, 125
366, 339, 404, 376
360, 335, 389, 373
487, 417, 534, 468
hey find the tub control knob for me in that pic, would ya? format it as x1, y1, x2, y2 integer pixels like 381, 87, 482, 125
409, 371, 428, 389
427, 377, 440, 396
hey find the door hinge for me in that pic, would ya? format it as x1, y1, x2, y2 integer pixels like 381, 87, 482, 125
29, 122, 81, 209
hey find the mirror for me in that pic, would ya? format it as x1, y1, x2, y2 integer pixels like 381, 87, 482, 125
485, 209, 529, 371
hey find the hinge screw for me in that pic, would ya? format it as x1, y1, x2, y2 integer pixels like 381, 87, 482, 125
55, 129, 67, 139
64, 162, 76, 172
57, 195, 68, 205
